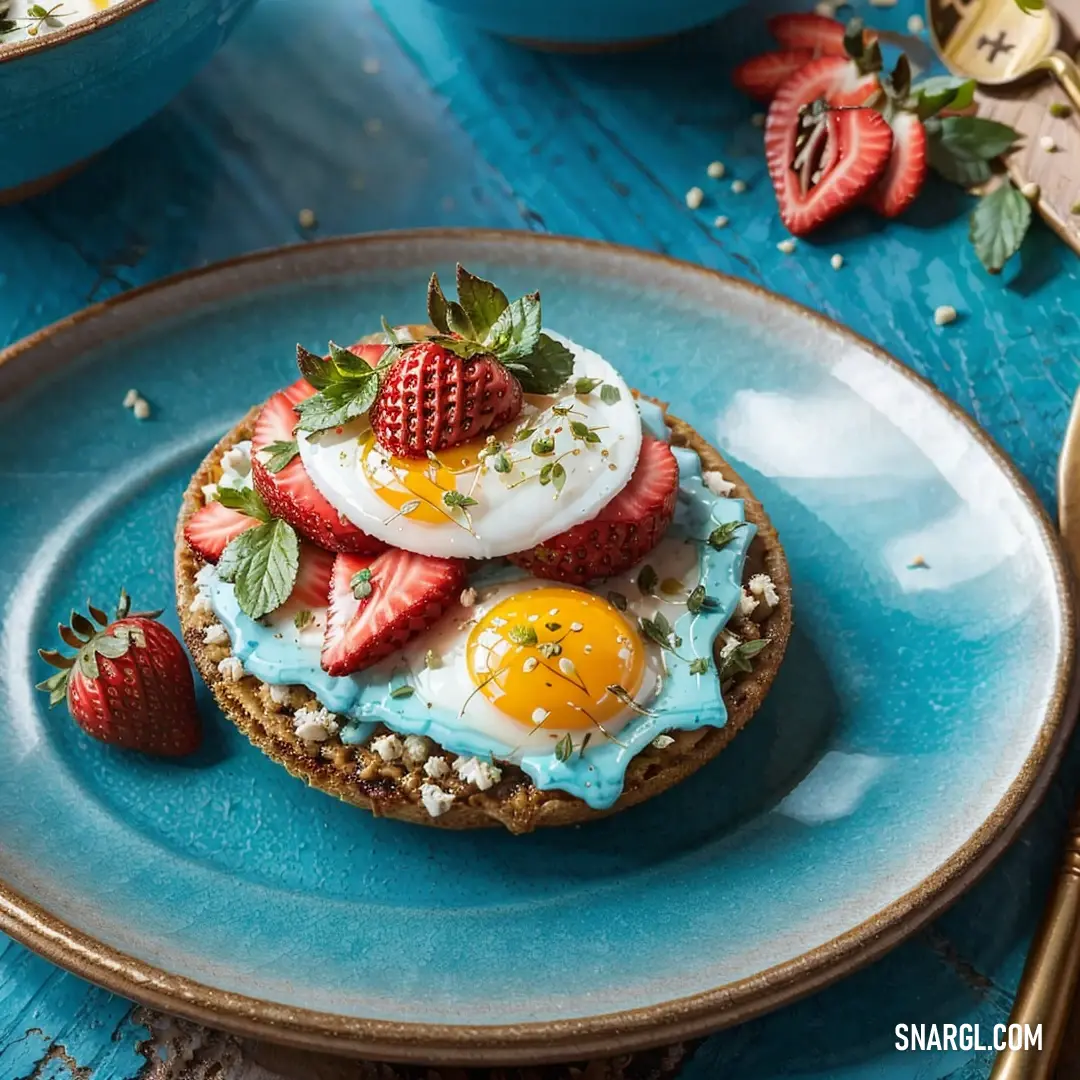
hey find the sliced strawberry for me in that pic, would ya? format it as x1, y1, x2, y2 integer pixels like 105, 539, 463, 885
184, 501, 260, 564
767, 13, 874, 57
370, 341, 523, 459
766, 69, 893, 236
508, 436, 679, 585
866, 110, 927, 218
251, 378, 386, 554
291, 542, 337, 610
322, 550, 466, 675
733, 50, 814, 102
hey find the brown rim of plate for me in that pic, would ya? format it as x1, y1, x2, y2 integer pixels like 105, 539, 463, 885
0, 229, 1075, 1066
0, 0, 159, 64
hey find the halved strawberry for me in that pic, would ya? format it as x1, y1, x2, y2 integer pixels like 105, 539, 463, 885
291, 542, 337, 610
866, 110, 928, 218
322, 550, 466, 675
370, 341, 523, 459
184, 501, 260, 563
251, 378, 386, 554
768, 13, 875, 57
766, 72, 893, 235
508, 436, 679, 584
733, 50, 814, 102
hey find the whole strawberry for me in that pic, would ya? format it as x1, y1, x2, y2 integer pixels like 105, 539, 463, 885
37, 591, 202, 757
370, 341, 523, 458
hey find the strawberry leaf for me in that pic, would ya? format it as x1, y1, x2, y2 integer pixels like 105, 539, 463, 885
294, 376, 380, 432
909, 76, 976, 120
328, 341, 376, 378
427, 273, 451, 334
970, 179, 1032, 274
217, 486, 271, 521
502, 333, 574, 395
218, 518, 299, 619
456, 264, 509, 339
485, 292, 541, 361
296, 344, 335, 389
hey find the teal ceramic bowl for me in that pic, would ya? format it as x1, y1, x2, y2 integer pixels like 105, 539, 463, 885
0, 0, 256, 201
420, 0, 741, 47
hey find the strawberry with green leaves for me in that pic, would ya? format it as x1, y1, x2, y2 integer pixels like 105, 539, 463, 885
293, 266, 575, 459
37, 591, 201, 757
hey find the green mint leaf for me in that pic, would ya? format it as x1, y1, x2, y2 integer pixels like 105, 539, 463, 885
508, 624, 538, 646
639, 615, 672, 651
216, 486, 271, 521
218, 519, 299, 619
294, 609, 314, 630
637, 564, 658, 595
390, 685, 415, 699
970, 179, 1032, 274
329, 340, 377, 378
928, 116, 1019, 188
689, 657, 710, 675
600, 383, 621, 405
455, 264, 510, 339
262, 440, 299, 474
485, 292, 542, 362
350, 567, 373, 599
443, 490, 478, 509
294, 377, 379, 432
502, 332, 574, 395
708, 520, 746, 550
296, 344, 335, 389
427, 273, 451, 334
719, 638, 768, 681
910, 75, 976, 120
554, 732, 573, 762
607, 590, 628, 611
574, 377, 602, 394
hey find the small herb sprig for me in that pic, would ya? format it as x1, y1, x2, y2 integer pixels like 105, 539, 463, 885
719, 638, 768, 682
1, 3, 70, 36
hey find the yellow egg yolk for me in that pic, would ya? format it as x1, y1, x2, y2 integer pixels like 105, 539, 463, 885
465, 588, 646, 734
360, 428, 505, 525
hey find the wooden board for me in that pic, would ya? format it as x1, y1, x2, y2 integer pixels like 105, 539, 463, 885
973, 0, 1080, 254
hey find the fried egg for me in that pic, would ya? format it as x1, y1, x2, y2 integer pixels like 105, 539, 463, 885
297, 332, 643, 559
204, 430, 756, 810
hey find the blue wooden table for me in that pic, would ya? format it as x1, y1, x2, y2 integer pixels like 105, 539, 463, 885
2, 0, 1079, 1075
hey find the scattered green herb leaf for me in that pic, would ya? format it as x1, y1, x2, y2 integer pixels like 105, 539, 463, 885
574, 377, 602, 394
442, 490, 478, 509
607, 590, 628, 611
531, 435, 555, 456
262, 440, 299, 474
689, 657, 710, 675
554, 732, 573, 762
970, 178, 1032, 274
509, 624, 538, 646
637, 564, 658, 595
719, 638, 768, 681
599, 383, 622, 405
390, 685, 415, 699
708, 520, 746, 550
293, 609, 314, 631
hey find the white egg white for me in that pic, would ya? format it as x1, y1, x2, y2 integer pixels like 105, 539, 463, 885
296, 332, 642, 559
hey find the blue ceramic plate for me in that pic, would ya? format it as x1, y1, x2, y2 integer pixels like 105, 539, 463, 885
0, 232, 1073, 1066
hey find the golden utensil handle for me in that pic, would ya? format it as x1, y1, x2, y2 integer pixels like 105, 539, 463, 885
990, 396, 1080, 1080
987, 808, 1080, 1080
1039, 50, 1080, 114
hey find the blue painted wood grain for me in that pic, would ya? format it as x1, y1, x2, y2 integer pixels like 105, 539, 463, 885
0, 0, 1078, 1075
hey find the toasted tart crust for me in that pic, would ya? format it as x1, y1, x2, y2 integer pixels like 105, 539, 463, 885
175, 398, 792, 834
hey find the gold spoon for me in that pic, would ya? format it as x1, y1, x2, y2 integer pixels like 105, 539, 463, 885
928, 0, 1080, 110
987, 399, 1080, 1080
